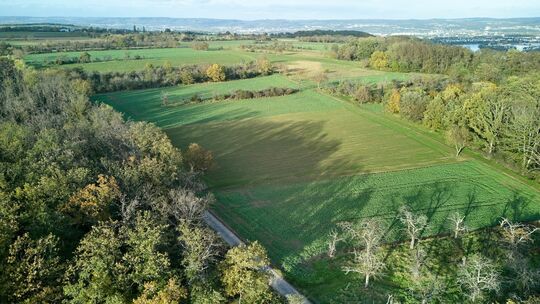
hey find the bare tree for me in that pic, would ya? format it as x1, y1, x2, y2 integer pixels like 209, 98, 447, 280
343, 248, 385, 288
448, 212, 468, 239
410, 247, 427, 281
408, 273, 446, 304
500, 218, 539, 249
340, 219, 386, 288
340, 220, 385, 254
119, 196, 141, 224
508, 256, 540, 296
399, 206, 428, 249
162, 189, 213, 224
327, 229, 344, 258
457, 254, 500, 302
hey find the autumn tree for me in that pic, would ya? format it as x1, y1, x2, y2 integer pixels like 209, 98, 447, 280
370, 50, 389, 70
160, 188, 212, 224
180, 70, 194, 84
353, 85, 372, 103
60, 174, 121, 227
184, 143, 215, 173
399, 88, 430, 121
206, 64, 226, 82
256, 56, 273, 75
423, 96, 446, 130
178, 220, 221, 282
79, 52, 91, 63
4, 233, 62, 303
313, 71, 328, 89
192, 42, 209, 51
385, 88, 401, 114
133, 278, 187, 304
463, 82, 507, 156
220, 241, 273, 303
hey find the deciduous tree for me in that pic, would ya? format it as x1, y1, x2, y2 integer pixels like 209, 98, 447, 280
206, 64, 226, 82
457, 254, 500, 302
220, 241, 273, 303
448, 212, 468, 238
184, 143, 215, 173
399, 206, 428, 250
340, 220, 386, 288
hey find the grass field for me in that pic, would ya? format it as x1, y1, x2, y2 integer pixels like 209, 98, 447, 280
0, 31, 91, 39
22, 39, 403, 80
24, 46, 258, 71
100, 71, 540, 302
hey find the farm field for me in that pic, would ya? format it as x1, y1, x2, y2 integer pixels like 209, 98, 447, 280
23, 46, 259, 71
0, 31, 92, 39
22, 39, 378, 76
100, 70, 540, 303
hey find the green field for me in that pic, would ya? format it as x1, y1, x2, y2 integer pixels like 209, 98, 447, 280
24, 46, 258, 71
22, 39, 396, 79
100, 71, 540, 303
0, 31, 91, 39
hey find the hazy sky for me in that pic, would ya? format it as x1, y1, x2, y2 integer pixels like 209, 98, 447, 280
1, 0, 539, 19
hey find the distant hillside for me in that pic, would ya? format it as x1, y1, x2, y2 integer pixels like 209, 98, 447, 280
0, 16, 539, 36
286, 30, 373, 38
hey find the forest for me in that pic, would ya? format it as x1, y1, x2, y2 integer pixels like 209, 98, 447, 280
0, 57, 284, 303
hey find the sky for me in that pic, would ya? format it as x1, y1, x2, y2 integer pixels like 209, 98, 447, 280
0, 0, 539, 20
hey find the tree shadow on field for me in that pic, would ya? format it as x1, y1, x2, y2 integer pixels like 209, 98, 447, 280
500, 190, 533, 222
172, 113, 370, 189
168, 110, 380, 258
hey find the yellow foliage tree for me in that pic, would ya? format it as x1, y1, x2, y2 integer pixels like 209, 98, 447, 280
441, 83, 463, 102
386, 89, 401, 114
206, 64, 226, 82
184, 143, 215, 173
256, 57, 273, 75
369, 51, 389, 70
133, 279, 187, 304
220, 241, 273, 303
61, 175, 121, 225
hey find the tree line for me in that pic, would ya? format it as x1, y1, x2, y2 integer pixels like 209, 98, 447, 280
332, 36, 540, 76
162, 87, 299, 107
326, 37, 540, 180
0, 57, 287, 303
62, 58, 274, 94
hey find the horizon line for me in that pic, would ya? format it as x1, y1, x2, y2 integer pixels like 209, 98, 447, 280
1, 15, 540, 22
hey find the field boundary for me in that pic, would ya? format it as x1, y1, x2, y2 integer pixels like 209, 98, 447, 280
202, 211, 312, 303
